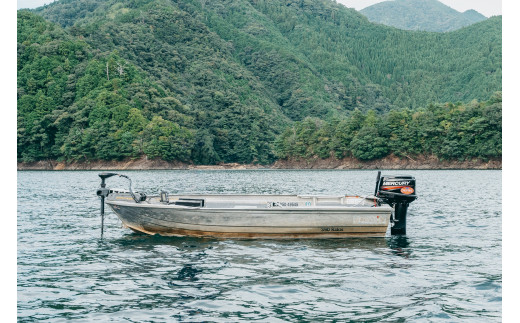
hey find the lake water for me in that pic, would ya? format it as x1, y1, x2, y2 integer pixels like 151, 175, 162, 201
17, 170, 501, 321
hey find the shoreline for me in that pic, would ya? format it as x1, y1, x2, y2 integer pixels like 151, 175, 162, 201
17, 155, 502, 171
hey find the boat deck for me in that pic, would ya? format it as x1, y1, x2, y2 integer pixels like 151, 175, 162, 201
109, 192, 379, 209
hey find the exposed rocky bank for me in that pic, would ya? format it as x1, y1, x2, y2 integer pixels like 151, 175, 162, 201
17, 155, 501, 171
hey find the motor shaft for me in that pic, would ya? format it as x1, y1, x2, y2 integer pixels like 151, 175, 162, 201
97, 173, 116, 238
391, 201, 409, 235
100, 196, 105, 237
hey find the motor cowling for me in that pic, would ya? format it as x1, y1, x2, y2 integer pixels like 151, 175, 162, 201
375, 174, 417, 235
377, 175, 417, 203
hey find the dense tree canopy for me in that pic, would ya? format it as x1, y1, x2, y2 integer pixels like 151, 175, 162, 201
17, 0, 502, 164
274, 93, 502, 161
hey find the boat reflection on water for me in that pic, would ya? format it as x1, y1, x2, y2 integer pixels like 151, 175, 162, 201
108, 233, 413, 262
386, 235, 411, 258
109, 232, 413, 255
287, 237, 388, 250
110, 233, 218, 252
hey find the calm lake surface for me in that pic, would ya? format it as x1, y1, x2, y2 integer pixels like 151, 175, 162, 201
17, 170, 501, 322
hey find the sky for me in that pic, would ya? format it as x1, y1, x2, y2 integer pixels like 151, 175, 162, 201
17, 0, 55, 10
18, 0, 502, 17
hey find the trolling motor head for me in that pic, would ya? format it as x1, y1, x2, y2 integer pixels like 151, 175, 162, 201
96, 173, 146, 203
99, 172, 119, 181
96, 173, 118, 198
374, 172, 417, 235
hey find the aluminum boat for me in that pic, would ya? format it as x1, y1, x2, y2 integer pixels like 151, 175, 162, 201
96, 172, 417, 238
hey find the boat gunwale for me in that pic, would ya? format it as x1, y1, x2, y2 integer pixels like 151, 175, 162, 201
109, 192, 377, 198
106, 199, 393, 212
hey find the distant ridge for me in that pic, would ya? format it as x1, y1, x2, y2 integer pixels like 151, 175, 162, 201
360, 0, 487, 32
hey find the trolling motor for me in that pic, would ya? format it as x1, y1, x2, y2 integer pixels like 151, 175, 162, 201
96, 173, 145, 236
374, 171, 417, 235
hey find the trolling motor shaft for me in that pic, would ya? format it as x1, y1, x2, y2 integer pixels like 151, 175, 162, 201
96, 173, 118, 237
96, 173, 145, 237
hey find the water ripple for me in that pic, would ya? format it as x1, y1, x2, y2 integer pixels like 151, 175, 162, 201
18, 170, 501, 321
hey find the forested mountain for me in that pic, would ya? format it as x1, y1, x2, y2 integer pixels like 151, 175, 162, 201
18, 0, 502, 165
360, 0, 487, 32
275, 93, 502, 161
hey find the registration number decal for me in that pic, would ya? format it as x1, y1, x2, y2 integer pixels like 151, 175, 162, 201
266, 202, 299, 208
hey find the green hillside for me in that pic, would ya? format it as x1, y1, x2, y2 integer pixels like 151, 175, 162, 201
17, 0, 501, 164
360, 0, 487, 32
17, 11, 198, 163
275, 94, 501, 161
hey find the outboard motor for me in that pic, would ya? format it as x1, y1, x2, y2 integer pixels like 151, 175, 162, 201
374, 171, 417, 235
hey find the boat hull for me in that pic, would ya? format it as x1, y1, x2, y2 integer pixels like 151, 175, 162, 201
107, 201, 392, 238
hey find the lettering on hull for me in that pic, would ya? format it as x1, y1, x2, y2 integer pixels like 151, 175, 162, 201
320, 227, 344, 232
